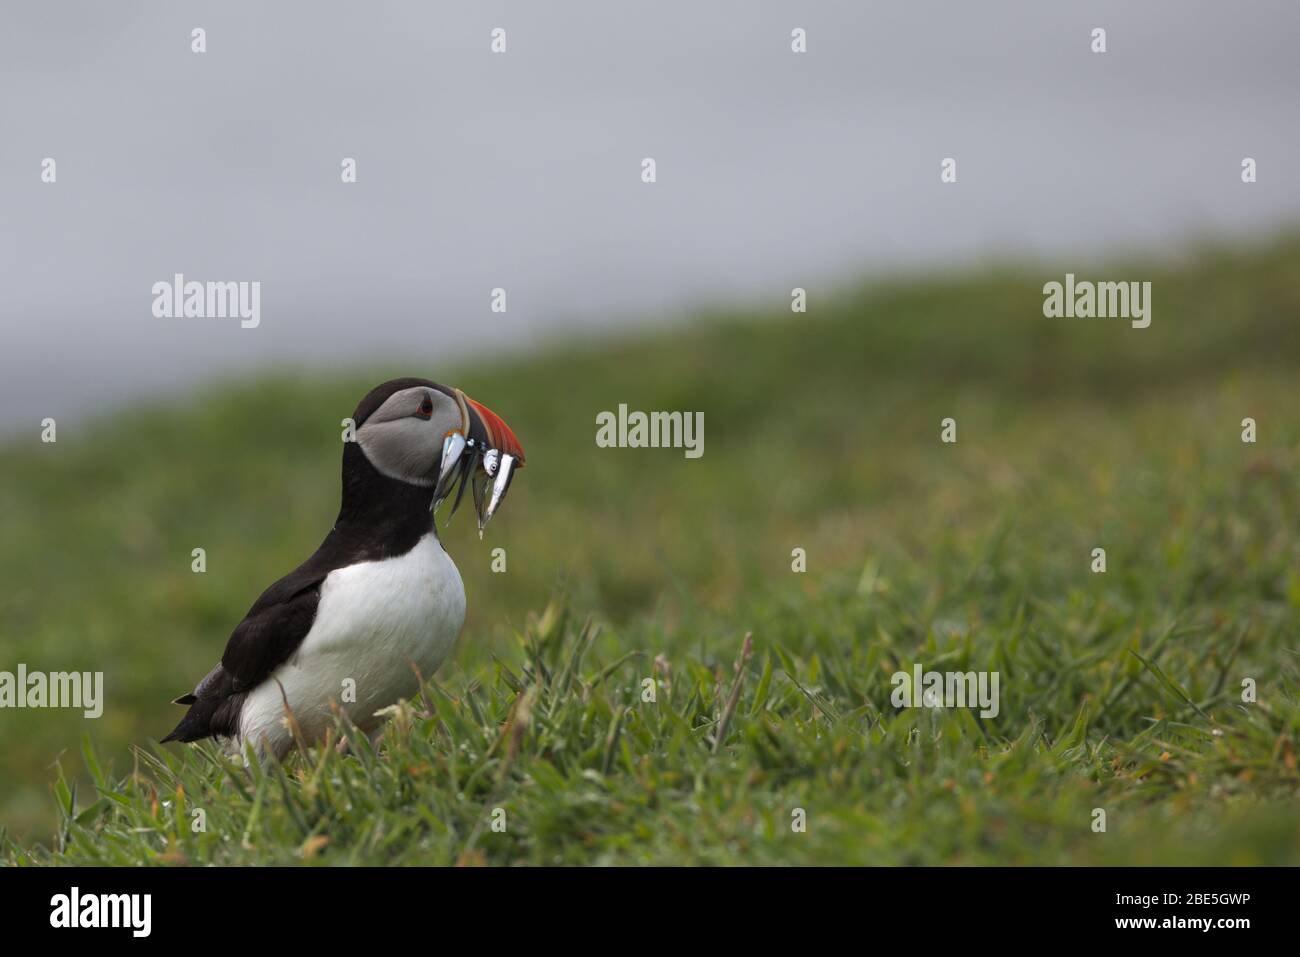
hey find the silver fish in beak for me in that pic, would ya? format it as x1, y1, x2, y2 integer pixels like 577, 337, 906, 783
434, 430, 468, 505
434, 391, 525, 534
481, 452, 518, 536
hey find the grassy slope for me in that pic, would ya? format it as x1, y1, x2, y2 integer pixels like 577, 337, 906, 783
2, 239, 1299, 864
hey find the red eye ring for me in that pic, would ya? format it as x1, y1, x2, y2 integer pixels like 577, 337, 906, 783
416, 396, 434, 419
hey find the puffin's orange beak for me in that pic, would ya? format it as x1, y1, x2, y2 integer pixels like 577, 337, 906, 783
435, 391, 524, 536
464, 396, 525, 466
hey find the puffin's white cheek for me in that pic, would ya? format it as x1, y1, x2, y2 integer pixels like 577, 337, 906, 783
358, 421, 439, 486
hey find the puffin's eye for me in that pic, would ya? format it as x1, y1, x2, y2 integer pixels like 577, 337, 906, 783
415, 396, 434, 419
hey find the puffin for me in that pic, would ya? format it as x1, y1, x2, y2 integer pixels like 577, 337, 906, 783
162, 377, 524, 759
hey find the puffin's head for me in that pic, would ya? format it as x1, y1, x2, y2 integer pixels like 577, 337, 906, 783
351, 377, 525, 534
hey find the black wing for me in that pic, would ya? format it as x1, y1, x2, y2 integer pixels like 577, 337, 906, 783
161, 570, 323, 744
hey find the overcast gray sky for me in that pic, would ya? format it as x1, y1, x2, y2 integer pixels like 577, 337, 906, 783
3, 1, 1298, 427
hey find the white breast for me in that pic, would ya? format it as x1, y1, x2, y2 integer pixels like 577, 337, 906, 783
238, 532, 465, 757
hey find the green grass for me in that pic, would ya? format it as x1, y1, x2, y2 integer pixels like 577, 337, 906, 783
3, 237, 1299, 865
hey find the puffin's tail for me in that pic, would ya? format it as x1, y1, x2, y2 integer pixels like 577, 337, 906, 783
161, 694, 220, 743
161, 664, 243, 743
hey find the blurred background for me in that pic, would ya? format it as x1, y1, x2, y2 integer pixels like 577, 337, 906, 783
3, 0, 1300, 426
1, 1, 1299, 857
